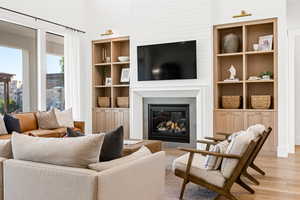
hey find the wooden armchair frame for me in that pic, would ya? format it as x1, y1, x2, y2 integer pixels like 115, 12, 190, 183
200, 127, 272, 188
175, 137, 260, 200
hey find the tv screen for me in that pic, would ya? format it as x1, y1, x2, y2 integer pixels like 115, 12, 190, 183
137, 40, 197, 81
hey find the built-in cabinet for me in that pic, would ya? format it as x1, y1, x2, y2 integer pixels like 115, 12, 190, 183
92, 37, 130, 138
93, 108, 129, 139
213, 18, 278, 155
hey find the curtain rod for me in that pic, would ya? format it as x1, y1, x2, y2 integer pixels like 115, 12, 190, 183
0, 6, 86, 33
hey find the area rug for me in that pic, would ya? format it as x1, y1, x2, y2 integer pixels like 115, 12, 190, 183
164, 154, 217, 200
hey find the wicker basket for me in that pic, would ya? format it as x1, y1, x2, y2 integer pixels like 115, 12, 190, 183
251, 95, 271, 109
98, 97, 110, 108
222, 96, 241, 109
117, 97, 129, 108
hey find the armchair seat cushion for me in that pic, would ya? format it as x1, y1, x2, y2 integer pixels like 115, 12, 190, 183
23, 129, 58, 137
172, 153, 226, 188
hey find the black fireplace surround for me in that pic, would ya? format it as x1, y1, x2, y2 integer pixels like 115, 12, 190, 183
148, 104, 190, 143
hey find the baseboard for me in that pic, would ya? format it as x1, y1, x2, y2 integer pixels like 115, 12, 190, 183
277, 146, 289, 157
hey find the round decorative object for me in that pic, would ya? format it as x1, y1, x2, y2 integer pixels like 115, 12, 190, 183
223, 33, 240, 53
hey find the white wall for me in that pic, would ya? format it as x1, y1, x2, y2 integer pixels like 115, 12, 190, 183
295, 36, 300, 144
0, 0, 86, 30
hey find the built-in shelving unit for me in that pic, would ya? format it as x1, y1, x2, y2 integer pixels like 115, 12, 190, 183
213, 18, 278, 155
92, 36, 130, 138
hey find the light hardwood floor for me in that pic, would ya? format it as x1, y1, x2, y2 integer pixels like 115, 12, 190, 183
165, 146, 300, 200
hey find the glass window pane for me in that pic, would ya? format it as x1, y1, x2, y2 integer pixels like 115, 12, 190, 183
0, 20, 37, 114
46, 33, 64, 110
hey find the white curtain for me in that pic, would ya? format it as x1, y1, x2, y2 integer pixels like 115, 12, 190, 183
64, 30, 81, 120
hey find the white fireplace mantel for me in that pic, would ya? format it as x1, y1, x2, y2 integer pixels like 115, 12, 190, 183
129, 84, 213, 145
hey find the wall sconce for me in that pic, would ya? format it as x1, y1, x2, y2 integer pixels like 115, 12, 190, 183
233, 10, 252, 18
101, 29, 114, 36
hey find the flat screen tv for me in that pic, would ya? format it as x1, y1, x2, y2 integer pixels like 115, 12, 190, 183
137, 40, 197, 81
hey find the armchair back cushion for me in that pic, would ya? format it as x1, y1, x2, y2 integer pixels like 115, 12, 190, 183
221, 131, 251, 178
14, 113, 38, 132
12, 133, 105, 168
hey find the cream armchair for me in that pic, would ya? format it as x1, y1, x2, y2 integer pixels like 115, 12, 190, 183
3, 152, 165, 200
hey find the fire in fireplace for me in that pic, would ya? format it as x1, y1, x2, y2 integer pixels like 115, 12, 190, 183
148, 104, 190, 143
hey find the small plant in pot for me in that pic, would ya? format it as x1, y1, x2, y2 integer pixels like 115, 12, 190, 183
260, 71, 273, 80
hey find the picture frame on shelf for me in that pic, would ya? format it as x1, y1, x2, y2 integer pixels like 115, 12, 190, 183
120, 68, 130, 83
105, 77, 112, 86
258, 35, 273, 51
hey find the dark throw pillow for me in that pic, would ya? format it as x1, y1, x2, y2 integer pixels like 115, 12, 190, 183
66, 128, 85, 137
3, 113, 21, 134
100, 126, 124, 162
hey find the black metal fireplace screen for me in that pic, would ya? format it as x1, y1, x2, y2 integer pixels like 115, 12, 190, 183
148, 104, 190, 143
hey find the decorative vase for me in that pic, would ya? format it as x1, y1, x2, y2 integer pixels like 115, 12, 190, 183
223, 33, 240, 53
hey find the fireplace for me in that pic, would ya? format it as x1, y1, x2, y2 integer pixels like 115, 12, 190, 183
148, 104, 190, 143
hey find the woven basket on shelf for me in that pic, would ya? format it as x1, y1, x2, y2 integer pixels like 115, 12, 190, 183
98, 97, 110, 108
251, 95, 271, 109
222, 96, 241, 109
117, 97, 129, 108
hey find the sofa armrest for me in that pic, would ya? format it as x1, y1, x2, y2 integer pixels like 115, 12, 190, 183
4, 160, 98, 200
97, 151, 165, 200
74, 121, 85, 133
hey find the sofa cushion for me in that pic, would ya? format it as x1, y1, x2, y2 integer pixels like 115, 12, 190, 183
172, 153, 226, 188
36, 109, 60, 129
221, 131, 252, 178
204, 140, 229, 170
3, 113, 20, 134
0, 115, 7, 134
23, 129, 58, 137
54, 108, 74, 128
11, 133, 105, 168
100, 126, 124, 162
0, 139, 12, 158
14, 113, 38, 132
89, 146, 151, 172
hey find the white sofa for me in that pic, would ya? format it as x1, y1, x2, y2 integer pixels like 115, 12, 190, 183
3, 152, 165, 200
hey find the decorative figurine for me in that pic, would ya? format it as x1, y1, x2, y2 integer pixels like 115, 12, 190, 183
224, 65, 239, 82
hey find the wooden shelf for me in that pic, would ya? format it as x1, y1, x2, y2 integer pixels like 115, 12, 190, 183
113, 84, 129, 87
245, 80, 274, 83
112, 61, 130, 65
217, 52, 243, 57
94, 85, 111, 88
214, 18, 278, 154
216, 81, 243, 84
94, 63, 111, 66
92, 36, 130, 138
245, 50, 274, 55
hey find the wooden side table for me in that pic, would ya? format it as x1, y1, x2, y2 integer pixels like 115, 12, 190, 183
122, 140, 162, 156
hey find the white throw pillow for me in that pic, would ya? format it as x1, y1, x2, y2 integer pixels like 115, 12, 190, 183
204, 140, 229, 170
221, 131, 252, 178
0, 115, 7, 134
54, 108, 74, 128
0, 139, 12, 158
36, 109, 60, 129
246, 124, 265, 139
88, 146, 151, 172
12, 132, 105, 168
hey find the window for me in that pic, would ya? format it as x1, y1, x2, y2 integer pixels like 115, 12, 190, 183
0, 20, 37, 114
46, 33, 64, 110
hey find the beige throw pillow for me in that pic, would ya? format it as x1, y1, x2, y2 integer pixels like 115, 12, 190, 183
36, 109, 60, 129
204, 140, 229, 170
12, 132, 105, 168
0, 115, 7, 134
0, 139, 12, 158
88, 146, 151, 172
54, 108, 74, 128
221, 131, 252, 178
